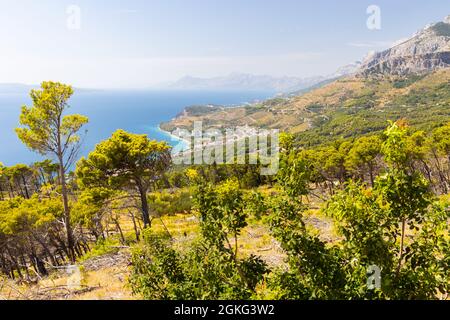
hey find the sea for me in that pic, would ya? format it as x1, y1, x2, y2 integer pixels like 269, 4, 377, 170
0, 89, 274, 167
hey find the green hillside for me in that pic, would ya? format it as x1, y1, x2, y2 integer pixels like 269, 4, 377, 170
161, 69, 450, 146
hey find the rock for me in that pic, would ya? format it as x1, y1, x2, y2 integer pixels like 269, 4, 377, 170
359, 15, 450, 76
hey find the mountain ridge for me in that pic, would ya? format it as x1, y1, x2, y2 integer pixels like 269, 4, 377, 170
359, 15, 450, 76
161, 15, 450, 140
162, 63, 360, 94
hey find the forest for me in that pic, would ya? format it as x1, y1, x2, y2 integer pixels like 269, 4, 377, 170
0, 81, 448, 300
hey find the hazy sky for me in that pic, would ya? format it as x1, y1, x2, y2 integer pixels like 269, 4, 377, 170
0, 0, 448, 88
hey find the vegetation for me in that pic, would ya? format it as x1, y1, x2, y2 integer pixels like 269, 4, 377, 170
161, 69, 450, 142
130, 122, 449, 300
76, 130, 171, 228
15, 82, 88, 262
1, 80, 449, 300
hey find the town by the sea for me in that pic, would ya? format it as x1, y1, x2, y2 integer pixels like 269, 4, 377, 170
0, 89, 273, 166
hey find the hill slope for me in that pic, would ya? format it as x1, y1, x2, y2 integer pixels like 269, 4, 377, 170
161, 69, 450, 144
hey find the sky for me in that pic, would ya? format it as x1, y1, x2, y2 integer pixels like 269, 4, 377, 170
0, 0, 448, 89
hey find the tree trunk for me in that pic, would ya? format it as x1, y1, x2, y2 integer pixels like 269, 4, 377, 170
129, 210, 140, 242
136, 179, 151, 228
115, 218, 126, 245
58, 154, 75, 263
397, 219, 406, 275
368, 164, 374, 187
8, 182, 14, 198
21, 174, 30, 199
432, 150, 448, 194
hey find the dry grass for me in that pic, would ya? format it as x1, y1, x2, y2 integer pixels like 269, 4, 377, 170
0, 251, 134, 300
0, 204, 339, 300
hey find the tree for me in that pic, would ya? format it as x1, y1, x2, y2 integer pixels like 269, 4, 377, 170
32, 160, 59, 187
8, 164, 34, 199
266, 122, 448, 299
345, 135, 382, 186
0, 195, 67, 278
16, 81, 88, 261
432, 122, 450, 192
0, 163, 7, 201
76, 129, 171, 228
129, 178, 268, 299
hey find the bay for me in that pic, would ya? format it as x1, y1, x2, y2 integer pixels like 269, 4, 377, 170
0, 89, 273, 166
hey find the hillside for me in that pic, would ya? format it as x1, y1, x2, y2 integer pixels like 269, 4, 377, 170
161, 16, 450, 145
160, 68, 450, 145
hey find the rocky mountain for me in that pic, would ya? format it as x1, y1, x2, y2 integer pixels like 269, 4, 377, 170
161, 67, 450, 146
359, 15, 450, 76
161, 16, 450, 144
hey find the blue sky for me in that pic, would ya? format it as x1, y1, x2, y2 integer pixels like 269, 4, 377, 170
0, 0, 448, 88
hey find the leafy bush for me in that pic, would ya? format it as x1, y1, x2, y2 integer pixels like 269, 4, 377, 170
147, 189, 192, 216
265, 123, 449, 299
130, 179, 268, 300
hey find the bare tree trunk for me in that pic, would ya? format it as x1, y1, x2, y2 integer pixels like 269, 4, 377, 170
129, 209, 140, 242
115, 219, 126, 245
57, 153, 75, 263
21, 174, 30, 199
397, 219, 406, 275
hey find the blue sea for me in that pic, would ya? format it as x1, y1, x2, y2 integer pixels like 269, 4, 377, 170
0, 90, 273, 166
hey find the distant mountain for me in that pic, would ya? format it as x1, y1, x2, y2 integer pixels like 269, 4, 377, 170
359, 15, 450, 76
162, 67, 450, 145
164, 73, 325, 93
164, 64, 361, 94
161, 15, 450, 144
286, 62, 362, 97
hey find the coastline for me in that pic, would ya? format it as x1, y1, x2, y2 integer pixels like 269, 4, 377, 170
154, 92, 277, 153
156, 125, 190, 150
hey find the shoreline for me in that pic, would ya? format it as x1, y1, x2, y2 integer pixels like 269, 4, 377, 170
155, 91, 277, 152
156, 125, 190, 149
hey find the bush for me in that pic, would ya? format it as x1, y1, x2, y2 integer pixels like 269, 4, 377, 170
147, 189, 192, 216
130, 179, 268, 300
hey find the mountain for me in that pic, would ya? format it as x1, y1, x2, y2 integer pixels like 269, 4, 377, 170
161, 68, 450, 146
164, 73, 327, 93
164, 64, 362, 94
285, 62, 362, 97
359, 15, 450, 76
161, 17, 450, 145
